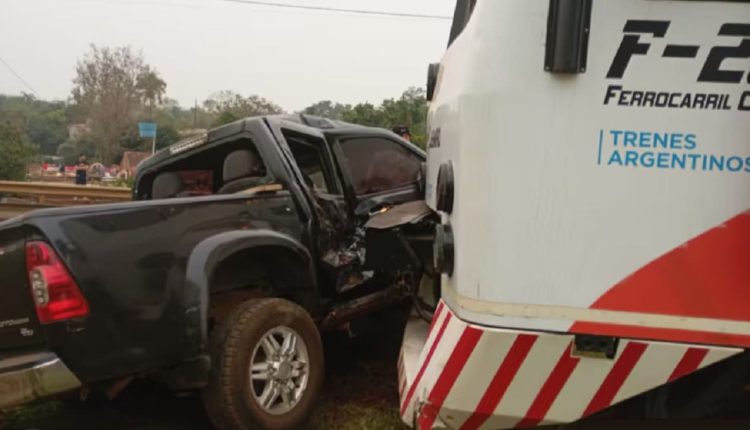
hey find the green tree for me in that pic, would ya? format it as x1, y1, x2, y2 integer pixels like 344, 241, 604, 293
203, 91, 283, 126
0, 124, 36, 180
64, 101, 90, 125
116, 120, 181, 154
341, 102, 386, 127
0, 93, 41, 128
153, 98, 216, 130
383, 87, 429, 147
155, 123, 180, 150
56, 135, 96, 165
26, 109, 68, 155
136, 67, 167, 118
301, 100, 351, 120
215, 110, 239, 126
72, 45, 166, 163
336, 87, 429, 148
0, 94, 70, 153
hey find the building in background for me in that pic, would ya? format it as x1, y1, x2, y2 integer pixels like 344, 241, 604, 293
120, 151, 150, 178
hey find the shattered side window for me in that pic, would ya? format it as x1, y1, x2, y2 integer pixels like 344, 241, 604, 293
286, 136, 334, 194
338, 137, 422, 195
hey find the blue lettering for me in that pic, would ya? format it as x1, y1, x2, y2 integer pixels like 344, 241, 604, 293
688, 154, 702, 170
624, 151, 639, 166
624, 131, 638, 147
708, 155, 725, 171
639, 132, 652, 148
610, 130, 623, 146
653, 133, 669, 149
670, 134, 683, 150
727, 156, 743, 172
684, 134, 697, 150
672, 153, 686, 169
641, 151, 655, 167
601, 131, 747, 174
657, 152, 670, 168
608, 150, 623, 166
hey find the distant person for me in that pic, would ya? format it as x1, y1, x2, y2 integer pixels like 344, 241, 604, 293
75, 154, 89, 186
392, 125, 411, 142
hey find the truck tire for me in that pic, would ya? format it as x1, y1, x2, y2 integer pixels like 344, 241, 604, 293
203, 298, 324, 430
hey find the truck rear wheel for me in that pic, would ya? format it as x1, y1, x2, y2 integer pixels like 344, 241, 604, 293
203, 298, 324, 430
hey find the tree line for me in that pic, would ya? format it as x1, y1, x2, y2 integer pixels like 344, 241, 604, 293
0, 45, 428, 181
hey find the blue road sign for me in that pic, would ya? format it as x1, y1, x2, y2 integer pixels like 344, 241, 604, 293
139, 122, 157, 138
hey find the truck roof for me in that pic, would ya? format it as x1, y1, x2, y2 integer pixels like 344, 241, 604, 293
136, 114, 372, 175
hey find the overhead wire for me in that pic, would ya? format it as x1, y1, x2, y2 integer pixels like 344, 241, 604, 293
217, 0, 452, 20
0, 0, 449, 101
0, 54, 41, 98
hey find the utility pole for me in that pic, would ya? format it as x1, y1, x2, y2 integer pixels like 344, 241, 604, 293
193, 98, 198, 128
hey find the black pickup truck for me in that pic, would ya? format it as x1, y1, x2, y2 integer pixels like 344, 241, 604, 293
0, 114, 436, 430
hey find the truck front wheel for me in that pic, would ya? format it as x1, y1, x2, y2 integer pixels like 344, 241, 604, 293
203, 298, 324, 430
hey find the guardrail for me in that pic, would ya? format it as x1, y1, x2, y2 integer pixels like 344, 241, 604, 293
0, 202, 57, 221
0, 181, 132, 220
0, 181, 131, 202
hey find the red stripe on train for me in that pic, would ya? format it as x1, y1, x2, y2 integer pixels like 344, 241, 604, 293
405, 213, 750, 425
418, 326, 483, 429
572, 212, 750, 346
668, 347, 709, 382
571, 321, 750, 349
428, 301, 445, 334
460, 334, 537, 430
516, 342, 580, 428
400, 308, 451, 416
583, 342, 648, 417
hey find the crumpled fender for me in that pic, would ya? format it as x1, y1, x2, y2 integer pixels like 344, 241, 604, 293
182, 230, 314, 353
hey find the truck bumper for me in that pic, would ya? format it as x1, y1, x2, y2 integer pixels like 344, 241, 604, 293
0, 352, 81, 409
398, 300, 742, 429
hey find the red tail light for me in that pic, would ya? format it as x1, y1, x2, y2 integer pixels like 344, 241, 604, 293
25, 241, 89, 324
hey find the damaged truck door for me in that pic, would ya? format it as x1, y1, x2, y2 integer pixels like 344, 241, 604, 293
269, 119, 437, 326
323, 127, 437, 323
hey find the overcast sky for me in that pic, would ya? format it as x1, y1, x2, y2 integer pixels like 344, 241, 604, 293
0, 0, 454, 112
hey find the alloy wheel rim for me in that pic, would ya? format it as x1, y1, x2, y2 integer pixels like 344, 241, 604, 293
249, 326, 310, 415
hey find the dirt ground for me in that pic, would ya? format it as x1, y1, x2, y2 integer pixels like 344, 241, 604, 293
1, 307, 411, 430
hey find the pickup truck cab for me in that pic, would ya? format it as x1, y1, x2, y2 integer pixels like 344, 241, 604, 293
0, 114, 435, 430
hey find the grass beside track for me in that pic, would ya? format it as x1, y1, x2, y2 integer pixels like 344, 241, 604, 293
1, 307, 411, 430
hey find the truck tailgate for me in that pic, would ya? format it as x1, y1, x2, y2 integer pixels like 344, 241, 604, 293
0, 229, 45, 350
